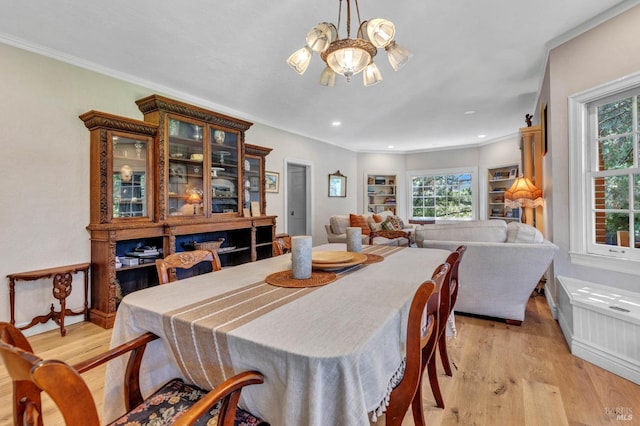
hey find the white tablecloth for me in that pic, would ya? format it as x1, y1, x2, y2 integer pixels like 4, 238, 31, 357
103, 244, 450, 426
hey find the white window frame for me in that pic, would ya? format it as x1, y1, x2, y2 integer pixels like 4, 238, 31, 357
568, 72, 640, 275
407, 167, 479, 222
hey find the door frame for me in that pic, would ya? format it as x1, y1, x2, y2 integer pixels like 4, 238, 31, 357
284, 157, 313, 236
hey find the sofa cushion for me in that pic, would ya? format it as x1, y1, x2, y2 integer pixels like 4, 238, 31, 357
506, 221, 544, 243
367, 216, 384, 232
417, 220, 508, 242
349, 214, 371, 235
330, 215, 350, 235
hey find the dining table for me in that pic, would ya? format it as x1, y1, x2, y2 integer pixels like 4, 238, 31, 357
103, 243, 451, 426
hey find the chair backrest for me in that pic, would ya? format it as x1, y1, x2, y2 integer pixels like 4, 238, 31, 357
437, 251, 460, 337
386, 262, 449, 426
272, 235, 292, 256
156, 249, 221, 284
0, 322, 263, 426
449, 245, 467, 311
0, 330, 101, 425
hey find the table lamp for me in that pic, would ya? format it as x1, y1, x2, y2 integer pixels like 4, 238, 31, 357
504, 176, 543, 224
186, 191, 202, 215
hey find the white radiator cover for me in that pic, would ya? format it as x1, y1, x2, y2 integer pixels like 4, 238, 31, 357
557, 276, 640, 385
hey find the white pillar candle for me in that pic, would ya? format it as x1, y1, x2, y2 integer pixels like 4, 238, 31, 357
291, 235, 313, 279
346, 227, 362, 252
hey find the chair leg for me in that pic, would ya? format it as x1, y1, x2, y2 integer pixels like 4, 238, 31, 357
385, 396, 409, 426
411, 380, 426, 426
438, 332, 453, 376
428, 355, 445, 409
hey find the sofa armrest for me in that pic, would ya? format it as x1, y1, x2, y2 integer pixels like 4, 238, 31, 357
417, 239, 559, 321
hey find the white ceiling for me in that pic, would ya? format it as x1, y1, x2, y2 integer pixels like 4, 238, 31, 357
1, 0, 637, 152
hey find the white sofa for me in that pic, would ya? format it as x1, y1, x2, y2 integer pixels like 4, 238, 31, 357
325, 211, 415, 246
415, 220, 558, 324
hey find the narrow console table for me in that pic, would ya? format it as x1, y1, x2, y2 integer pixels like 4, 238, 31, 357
7, 262, 90, 336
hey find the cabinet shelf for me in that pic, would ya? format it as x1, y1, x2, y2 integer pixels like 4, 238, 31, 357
116, 262, 157, 272
114, 155, 146, 162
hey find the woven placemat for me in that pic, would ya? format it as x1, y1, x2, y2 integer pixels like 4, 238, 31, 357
265, 270, 338, 288
364, 253, 384, 264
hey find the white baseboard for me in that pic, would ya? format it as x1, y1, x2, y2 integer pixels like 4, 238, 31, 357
545, 287, 558, 319
572, 338, 640, 385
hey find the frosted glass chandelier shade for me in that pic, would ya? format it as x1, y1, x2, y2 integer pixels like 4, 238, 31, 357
365, 19, 395, 48
325, 41, 372, 80
306, 23, 337, 53
319, 66, 337, 87
386, 41, 413, 71
363, 62, 383, 86
287, 46, 313, 75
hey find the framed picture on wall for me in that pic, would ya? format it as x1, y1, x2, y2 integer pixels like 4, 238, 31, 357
265, 171, 279, 193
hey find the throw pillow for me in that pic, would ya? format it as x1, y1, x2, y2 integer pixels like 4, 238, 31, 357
381, 218, 399, 231
506, 222, 544, 243
367, 216, 383, 232
372, 214, 385, 223
349, 214, 371, 235
387, 215, 404, 230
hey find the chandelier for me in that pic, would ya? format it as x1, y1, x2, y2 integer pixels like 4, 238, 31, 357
287, 0, 412, 87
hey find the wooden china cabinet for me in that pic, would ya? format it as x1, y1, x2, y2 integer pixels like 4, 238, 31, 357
80, 96, 275, 328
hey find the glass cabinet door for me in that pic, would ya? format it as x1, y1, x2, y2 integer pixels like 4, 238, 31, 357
112, 134, 151, 219
167, 117, 205, 217
244, 154, 262, 213
209, 126, 241, 214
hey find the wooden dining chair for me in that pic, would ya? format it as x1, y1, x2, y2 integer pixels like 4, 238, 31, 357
0, 322, 268, 426
272, 234, 292, 256
440, 245, 467, 376
385, 263, 449, 426
155, 249, 222, 284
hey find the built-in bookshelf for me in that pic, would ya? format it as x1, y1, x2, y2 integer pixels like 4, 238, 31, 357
366, 174, 397, 214
487, 164, 520, 221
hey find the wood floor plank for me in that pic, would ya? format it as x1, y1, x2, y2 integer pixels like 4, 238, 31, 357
522, 380, 569, 426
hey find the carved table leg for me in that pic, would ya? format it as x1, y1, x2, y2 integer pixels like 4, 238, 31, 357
52, 272, 73, 337
9, 277, 16, 325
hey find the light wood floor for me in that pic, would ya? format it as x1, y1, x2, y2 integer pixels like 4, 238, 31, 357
1, 295, 638, 425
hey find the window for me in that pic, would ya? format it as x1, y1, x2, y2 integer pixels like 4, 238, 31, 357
409, 167, 477, 221
568, 74, 640, 274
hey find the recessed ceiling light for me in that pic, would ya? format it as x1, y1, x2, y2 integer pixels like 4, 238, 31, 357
331, 121, 341, 126
477, 134, 487, 138
388, 145, 395, 149
464, 110, 476, 115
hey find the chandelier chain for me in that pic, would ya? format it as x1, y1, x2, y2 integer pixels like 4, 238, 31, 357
337, 0, 343, 38
346, 0, 351, 38
354, 0, 363, 29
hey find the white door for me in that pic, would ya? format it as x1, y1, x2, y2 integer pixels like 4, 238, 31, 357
287, 163, 307, 236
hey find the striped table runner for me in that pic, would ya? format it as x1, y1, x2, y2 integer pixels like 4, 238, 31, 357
162, 245, 404, 389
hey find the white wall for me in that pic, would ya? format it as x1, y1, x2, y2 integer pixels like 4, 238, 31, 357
0, 42, 154, 334
545, 4, 640, 296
